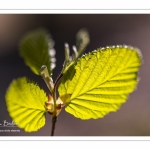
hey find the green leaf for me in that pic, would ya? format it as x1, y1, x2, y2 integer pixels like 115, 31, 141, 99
20, 29, 56, 75
5, 77, 48, 132
76, 28, 90, 57
58, 45, 142, 120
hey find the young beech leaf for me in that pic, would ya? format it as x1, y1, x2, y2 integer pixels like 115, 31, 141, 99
20, 29, 56, 75
76, 28, 90, 57
5, 77, 48, 132
58, 45, 142, 120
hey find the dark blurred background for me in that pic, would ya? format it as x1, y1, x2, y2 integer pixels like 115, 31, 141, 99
0, 14, 150, 136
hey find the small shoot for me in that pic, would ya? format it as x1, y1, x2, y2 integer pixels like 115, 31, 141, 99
40, 65, 54, 93
5, 28, 142, 136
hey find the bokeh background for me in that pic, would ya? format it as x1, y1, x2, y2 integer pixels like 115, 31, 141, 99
0, 14, 150, 136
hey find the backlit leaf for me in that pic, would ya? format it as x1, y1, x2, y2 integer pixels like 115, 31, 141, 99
5, 77, 48, 132
20, 29, 56, 75
76, 28, 90, 57
58, 45, 142, 119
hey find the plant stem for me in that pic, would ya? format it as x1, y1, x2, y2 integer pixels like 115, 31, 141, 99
51, 116, 57, 136
50, 73, 63, 136
53, 73, 63, 115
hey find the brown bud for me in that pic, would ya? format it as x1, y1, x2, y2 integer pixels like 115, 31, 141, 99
56, 104, 62, 116
48, 111, 53, 116
56, 104, 62, 110
45, 102, 52, 110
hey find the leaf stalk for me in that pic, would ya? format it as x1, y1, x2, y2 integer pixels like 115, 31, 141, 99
50, 73, 63, 136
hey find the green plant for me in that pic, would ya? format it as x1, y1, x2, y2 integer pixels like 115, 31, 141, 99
5, 28, 142, 136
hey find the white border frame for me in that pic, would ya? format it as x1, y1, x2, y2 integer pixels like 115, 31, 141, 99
1, 0, 150, 144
